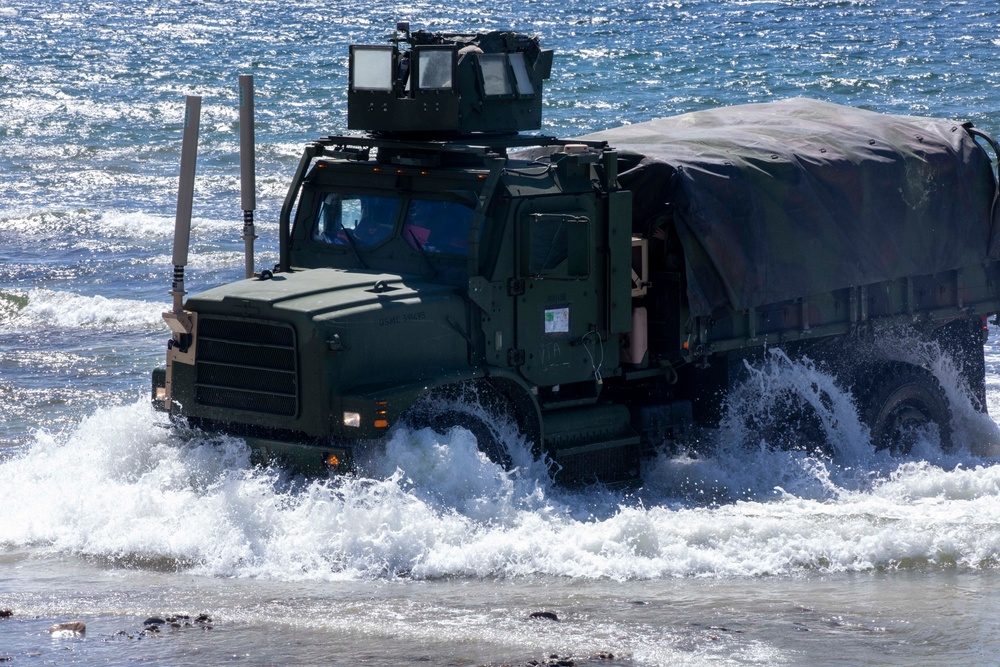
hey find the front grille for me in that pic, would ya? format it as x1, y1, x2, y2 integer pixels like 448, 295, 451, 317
195, 316, 299, 417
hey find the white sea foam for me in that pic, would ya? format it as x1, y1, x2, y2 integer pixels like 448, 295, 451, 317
4, 368, 1000, 582
90, 209, 179, 240
1, 288, 166, 331
4, 332, 1000, 583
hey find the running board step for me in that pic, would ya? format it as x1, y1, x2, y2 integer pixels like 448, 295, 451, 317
542, 404, 641, 484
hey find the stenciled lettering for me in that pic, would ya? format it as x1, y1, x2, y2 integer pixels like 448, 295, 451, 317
378, 311, 426, 326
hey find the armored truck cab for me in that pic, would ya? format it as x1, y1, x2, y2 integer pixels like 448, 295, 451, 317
154, 27, 1000, 484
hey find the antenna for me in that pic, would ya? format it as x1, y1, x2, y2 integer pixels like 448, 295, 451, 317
239, 74, 257, 279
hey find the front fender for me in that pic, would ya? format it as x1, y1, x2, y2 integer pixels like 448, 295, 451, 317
338, 368, 488, 439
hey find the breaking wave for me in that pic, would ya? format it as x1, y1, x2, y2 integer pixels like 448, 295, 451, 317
0, 288, 166, 331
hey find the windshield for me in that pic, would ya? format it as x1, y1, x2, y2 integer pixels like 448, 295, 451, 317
312, 193, 400, 248
402, 198, 475, 255
312, 193, 477, 256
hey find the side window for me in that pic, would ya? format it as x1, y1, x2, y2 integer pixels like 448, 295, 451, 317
312, 193, 342, 243
402, 199, 475, 255
312, 193, 400, 248
520, 212, 591, 278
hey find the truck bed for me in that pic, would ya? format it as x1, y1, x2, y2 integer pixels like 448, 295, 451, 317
584, 98, 999, 320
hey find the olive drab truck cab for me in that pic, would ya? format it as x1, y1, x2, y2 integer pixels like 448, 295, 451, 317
154, 25, 1000, 485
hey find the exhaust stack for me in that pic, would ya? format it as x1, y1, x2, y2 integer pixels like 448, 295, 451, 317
239, 74, 257, 279
163, 95, 201, 338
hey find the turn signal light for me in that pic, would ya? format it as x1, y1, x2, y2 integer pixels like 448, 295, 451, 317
325, 453, 340, 467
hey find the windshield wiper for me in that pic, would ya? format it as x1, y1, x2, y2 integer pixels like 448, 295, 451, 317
339, 224, 369, 269
407, 228, 438, 277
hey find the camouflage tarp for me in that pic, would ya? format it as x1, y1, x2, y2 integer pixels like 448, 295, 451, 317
581, 98, 999, 317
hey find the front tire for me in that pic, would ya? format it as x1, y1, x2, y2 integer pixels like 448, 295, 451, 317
403, 382, 515, 468
415, 408, 511, 468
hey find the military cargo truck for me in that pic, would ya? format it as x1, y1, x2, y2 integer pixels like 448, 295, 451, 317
153, 26, 1000, 484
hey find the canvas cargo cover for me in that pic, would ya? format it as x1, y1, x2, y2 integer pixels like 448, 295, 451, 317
580, 98, 999, 317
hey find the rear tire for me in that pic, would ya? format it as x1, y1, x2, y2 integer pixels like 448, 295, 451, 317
737, 385, 835, 457
861, 364, 952, 454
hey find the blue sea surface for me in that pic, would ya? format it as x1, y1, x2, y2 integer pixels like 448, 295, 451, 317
4, 2, 1000, 665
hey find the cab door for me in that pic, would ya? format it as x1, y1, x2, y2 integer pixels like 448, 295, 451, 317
513, 203, 602, 387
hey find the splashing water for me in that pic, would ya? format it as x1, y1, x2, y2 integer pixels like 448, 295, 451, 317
5, 343, 1000, 584
721, 349, 874, 460
870, 328, 1000, 458
641, 343, 1000, 506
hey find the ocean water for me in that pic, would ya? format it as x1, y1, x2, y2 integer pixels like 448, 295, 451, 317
4, 1, 1000, 665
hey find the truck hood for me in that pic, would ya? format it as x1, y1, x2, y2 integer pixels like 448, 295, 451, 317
185, 268, 462, 320
175, 268, 474, 440
185, 267, 472, 398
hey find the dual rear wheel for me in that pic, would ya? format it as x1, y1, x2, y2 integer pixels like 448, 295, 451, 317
861, 364, 952, 455
730, 361, 954, 457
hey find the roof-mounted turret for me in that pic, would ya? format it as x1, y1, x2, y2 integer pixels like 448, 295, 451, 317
347, 23, 553, 137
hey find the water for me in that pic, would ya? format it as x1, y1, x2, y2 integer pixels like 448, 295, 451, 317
4, 0, 1000, 664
